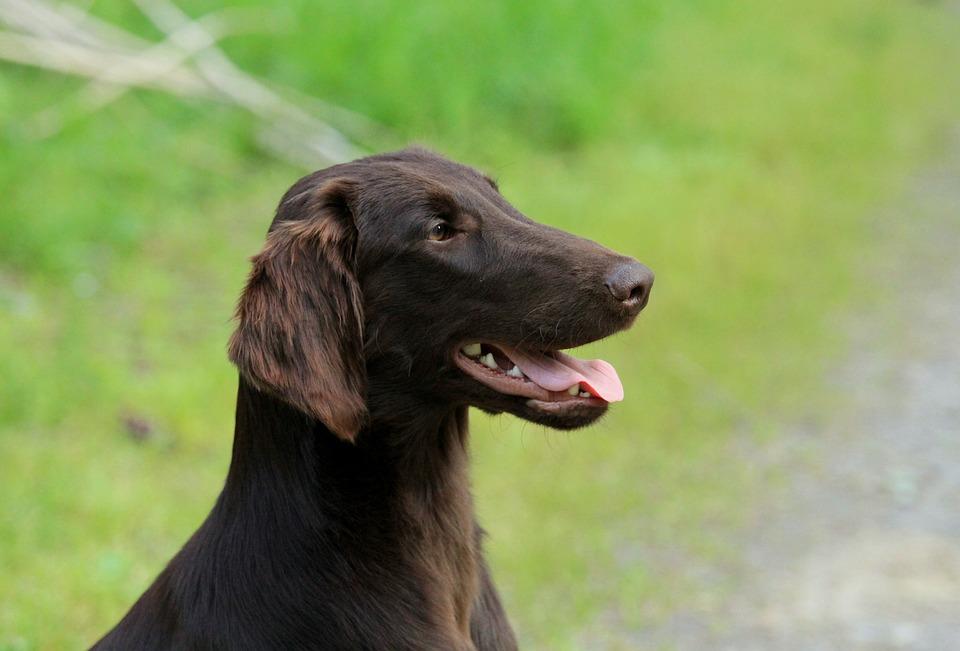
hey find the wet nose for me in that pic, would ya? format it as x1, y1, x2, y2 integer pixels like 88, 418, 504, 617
605, 260, 654, 313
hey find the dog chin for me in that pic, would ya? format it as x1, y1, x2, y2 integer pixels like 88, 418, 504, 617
475, 395, 609, 430
519, 400, 608, 430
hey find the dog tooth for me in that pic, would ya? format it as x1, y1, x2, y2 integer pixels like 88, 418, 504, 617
506, 365, 524, 378
481, 353, 499, 370
567, 385, 580, 396
461, 343, 482, 357
579, 391, 591, 398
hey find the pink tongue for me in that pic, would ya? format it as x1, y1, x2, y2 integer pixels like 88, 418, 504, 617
497, 344, 624, 402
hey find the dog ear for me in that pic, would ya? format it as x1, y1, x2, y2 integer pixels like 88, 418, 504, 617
228, 178, 366, 441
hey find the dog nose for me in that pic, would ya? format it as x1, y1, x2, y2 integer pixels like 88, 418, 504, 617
605, 260, 654, 313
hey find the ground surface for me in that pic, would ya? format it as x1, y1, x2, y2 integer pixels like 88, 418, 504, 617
636, 129, 960, 650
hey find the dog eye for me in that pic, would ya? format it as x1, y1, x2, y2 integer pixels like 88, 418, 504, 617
427, 222, 454, 242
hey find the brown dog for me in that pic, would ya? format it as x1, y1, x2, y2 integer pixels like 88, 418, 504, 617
93, 148, 653, 650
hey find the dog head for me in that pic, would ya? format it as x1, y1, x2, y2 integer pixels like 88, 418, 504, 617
230, 148, 653, 440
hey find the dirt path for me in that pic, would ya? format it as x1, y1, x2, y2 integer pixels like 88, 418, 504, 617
634, 130, 960, 651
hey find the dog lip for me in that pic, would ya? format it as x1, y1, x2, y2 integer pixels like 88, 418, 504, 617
453, 349, 551, 401
453, 347, 609, 406
453, 337, 625, 402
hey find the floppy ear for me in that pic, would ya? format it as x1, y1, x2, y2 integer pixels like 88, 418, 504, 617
228, 178, 366, 441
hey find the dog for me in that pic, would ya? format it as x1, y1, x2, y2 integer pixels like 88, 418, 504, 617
92, 147, 653, 650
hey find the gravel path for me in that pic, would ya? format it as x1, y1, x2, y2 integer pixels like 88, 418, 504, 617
635, 130, 960, 651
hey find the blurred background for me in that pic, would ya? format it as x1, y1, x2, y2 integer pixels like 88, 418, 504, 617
1, 1, 959, 649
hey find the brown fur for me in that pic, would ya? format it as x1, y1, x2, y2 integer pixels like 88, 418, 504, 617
93, 148, 652, 650
228, 179, 366, 440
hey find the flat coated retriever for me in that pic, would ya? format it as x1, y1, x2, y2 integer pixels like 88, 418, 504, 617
93, 148, 653, 650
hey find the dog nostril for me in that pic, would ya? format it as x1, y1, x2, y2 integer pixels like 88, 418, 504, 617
605, 260, 654, 308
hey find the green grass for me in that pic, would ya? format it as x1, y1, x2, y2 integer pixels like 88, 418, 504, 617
1, 1, 958, 648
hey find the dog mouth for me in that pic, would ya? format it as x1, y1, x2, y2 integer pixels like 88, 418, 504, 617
453, 341, 623, 411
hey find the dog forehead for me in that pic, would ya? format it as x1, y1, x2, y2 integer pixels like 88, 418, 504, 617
355, 166, 498, 219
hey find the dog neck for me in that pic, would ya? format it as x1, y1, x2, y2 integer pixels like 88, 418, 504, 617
222, 377, 474, 517
216, 377, 479, 638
